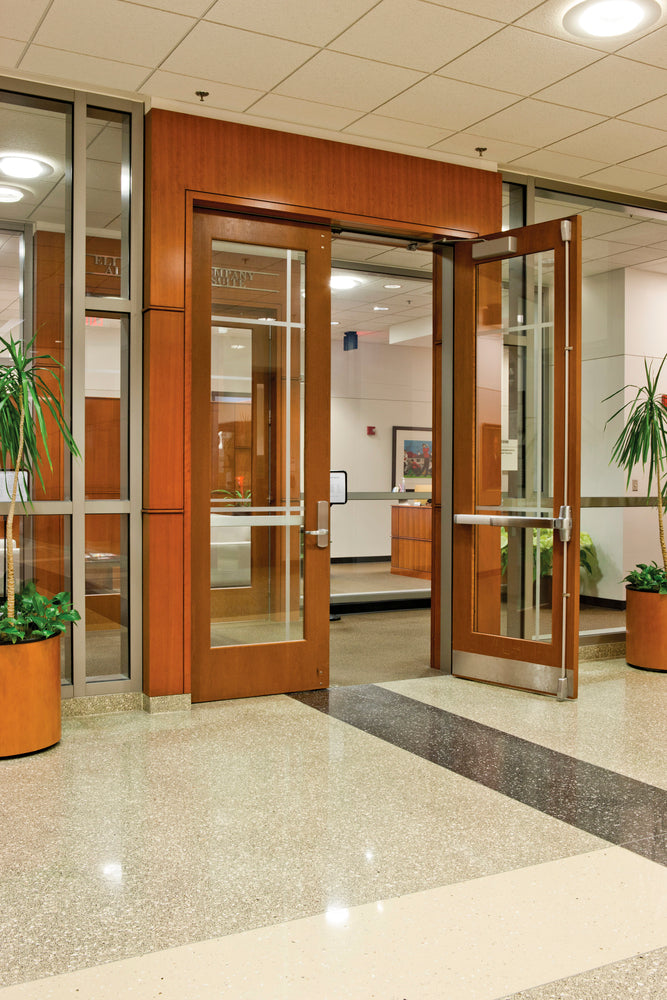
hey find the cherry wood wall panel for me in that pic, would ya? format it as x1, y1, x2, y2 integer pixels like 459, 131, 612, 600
143, 108, 502, 697
143, 309, 185, 511
145, 110, 502, 310
142, 513, 185, 697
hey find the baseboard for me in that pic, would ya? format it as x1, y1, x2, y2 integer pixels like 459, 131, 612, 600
580, 596, 626, 610
330, 597, 431, 615
330, 556, 391, 564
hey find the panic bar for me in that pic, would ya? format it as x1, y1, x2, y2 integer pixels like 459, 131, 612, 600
454, 506, 572, 543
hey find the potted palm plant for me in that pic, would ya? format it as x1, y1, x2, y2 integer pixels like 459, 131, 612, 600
0, 333, 80, 756
606, 354, 667, 672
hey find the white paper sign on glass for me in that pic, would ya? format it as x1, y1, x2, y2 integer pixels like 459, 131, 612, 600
330, 470, 347, 505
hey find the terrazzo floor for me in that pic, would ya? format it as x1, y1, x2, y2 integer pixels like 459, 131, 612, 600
1, 658, 665, 998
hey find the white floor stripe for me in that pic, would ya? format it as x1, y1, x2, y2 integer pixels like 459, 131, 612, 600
2, 847, 667, 1000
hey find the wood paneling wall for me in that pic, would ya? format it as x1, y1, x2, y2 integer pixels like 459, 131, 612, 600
143, 108, 502, 697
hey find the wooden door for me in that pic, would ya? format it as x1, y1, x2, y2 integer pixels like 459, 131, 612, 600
191, 212, 331, 702
451, 217, 581, 698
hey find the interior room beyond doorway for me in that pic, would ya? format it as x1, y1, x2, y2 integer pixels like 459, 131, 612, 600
327, 235, 434, 686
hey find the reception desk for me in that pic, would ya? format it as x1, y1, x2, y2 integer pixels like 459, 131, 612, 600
391, 504, 432, 580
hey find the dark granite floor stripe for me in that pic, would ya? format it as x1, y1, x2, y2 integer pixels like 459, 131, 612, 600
290, 686, 667, 867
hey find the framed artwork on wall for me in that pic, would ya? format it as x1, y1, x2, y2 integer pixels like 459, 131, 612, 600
392, 426, 432, 489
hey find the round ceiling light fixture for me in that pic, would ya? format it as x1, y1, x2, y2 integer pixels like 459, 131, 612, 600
330, 275, 361, 290
0, 186, 24, 203
0, 155, 52, 179
563, 0, 661, 37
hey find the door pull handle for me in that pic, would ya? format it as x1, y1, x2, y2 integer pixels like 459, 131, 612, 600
304, 500, 330, 547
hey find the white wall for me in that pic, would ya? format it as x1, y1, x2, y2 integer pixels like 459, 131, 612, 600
581, 270, 626, 598
582, 268, 667, 599
85, 318, 121, 398
330, 338, 431, 559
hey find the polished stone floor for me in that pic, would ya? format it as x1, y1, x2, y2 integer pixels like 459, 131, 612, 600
1, 659, 665, 998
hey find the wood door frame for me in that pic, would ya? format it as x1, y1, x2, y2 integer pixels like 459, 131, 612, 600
451, 217, 582, 697
186, 196, 453, 696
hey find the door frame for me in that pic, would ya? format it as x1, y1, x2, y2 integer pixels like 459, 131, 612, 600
182, 190, 488, 699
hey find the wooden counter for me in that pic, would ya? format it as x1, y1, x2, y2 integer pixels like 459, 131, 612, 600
391, 504, 432, 580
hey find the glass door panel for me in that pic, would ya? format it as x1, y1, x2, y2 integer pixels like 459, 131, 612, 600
208, 242, 305, 646
474, 251, 555, 643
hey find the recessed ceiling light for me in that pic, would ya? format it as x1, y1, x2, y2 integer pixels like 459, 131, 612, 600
330, 275, 360, 290
563, 0, 661, 37
331, 321, 340, 325
373, 306, 389, 311
384, 283, 401, 289
230, 344, 245, 350
0, 186, 23, 203
0, 155, 52, 179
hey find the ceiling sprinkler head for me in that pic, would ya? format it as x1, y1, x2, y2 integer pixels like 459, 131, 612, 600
475, 146, 487, 158
196, 90, 209, 102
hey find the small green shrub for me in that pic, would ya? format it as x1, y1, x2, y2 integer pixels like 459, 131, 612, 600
0, 583, 80, 645
623, 561, 667, 594
500, 528, 597, 580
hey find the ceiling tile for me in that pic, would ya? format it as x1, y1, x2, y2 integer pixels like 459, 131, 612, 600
247, 94, 359, 130
578, 212, 650, 239
0, 0, 51, 42
431, 132, 533, 162
605, 247, 667, 266
0, 38, 25, 65
35, 0, 194, 65
506, 149, 606, 178
634, 258, 667, 272
129, 0, 213, 13
648, 183, 667, 197
276, 51, 424, 112
473, 99, 603, 146
163, 22, 317, 91
140, 71, 262, 112
330, 0, 500, 73
535, 56, 667, 117
620, 146, 667, 174
600, 221, 667, 245
438, 26, 602, 96
206, 0, 378, 46
617, 24, 667, 69
343, 114, 450, 147
582, 164, 667, 192
515, 0, 667, 52
582, 237, 636, 260
426, 0, 532, 18
378, 76, 517, 131
620, 94, 667, 130
548, 119, 667, 161
19, 45, 149, 91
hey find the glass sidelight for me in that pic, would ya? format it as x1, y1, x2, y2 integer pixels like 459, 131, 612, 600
474, 251, 556, 643
207, 241, 306, 647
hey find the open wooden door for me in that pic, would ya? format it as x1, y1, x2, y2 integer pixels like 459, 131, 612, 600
452, 217, 581, 698
191, 212, 331, 702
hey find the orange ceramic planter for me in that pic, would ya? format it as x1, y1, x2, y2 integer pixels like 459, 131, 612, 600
0, 634, 61, 757
625, 588, 667, 672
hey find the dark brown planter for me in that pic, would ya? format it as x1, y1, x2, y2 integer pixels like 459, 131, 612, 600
625, 588, 667, 672
0, 634, 61, 757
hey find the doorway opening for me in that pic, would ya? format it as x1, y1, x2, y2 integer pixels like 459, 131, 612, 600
327, 234, 435, 686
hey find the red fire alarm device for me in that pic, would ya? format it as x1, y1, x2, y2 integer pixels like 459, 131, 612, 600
367, 426, 376, 436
